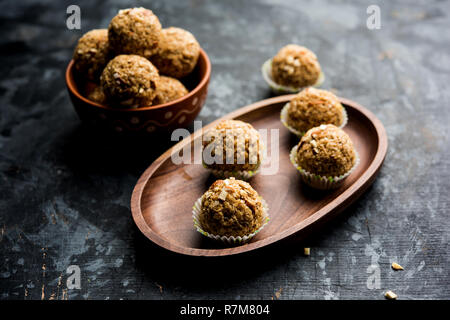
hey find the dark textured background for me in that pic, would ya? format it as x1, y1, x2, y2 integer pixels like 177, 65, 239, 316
1, 0, 449, 300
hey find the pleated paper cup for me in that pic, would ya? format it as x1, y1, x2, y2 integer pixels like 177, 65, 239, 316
289, 145, 360, 190
192, 196, 270, 245
280, 102, 348, 137
261, 58, 325, 94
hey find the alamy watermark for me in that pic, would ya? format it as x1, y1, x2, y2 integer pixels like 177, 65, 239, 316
170, 121, 280, 175
366, 264, 381, 289
66, 5, 81, 30
365, 243, 382, 290
366, 5, 381, 30
66, 265, 81, 289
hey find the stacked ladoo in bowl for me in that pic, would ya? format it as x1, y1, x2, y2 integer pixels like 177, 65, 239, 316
67, 7, 210, 134
73, 8, 199, 108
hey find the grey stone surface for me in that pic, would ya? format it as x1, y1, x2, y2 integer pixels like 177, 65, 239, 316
0, 0, 449, 300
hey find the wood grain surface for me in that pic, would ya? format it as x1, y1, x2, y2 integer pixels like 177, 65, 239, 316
131, 95, 387, 256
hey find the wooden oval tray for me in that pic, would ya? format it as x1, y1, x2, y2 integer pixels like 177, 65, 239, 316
131, 95, 387, 257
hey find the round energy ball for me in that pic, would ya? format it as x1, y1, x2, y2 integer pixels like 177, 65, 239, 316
73, 29, 110, 81
199, 177, 265, 237
150, 27, 200, 78
100, 54, 159, 108
296, 124, 356, 177
287, 88, 345, 133
86, 84, 106, 105
202, 120, 263, 173
153, 76, 188, 105
271, 44, 321, 88
108, 7, 162, 57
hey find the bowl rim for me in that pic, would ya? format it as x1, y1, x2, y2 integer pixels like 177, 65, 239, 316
65, 48, 211, 112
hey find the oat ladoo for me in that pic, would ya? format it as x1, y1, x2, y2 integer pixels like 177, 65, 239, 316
151, 27, 200, 79
262, 44, 324, 93
202, 120, 264, 179
73, 29, 110, 81
290, 124, 359, 189
272, 44, 322, 88
281, 88, 347, 136
193, 177, 270, 244
108, 7, 162, 57
100, 54, 159, 108
86, 84, 106, 104
152, 76, 188, 105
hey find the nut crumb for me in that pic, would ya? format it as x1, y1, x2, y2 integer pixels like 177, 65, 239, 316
385, 290, 398, 300
274, 288, 283, 299
391, 262, 404, 270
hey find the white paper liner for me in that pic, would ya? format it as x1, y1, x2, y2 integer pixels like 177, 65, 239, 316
192, 196, 270, 245
289, 144, 360, 190
261, 58, 325, 94
280, 102, 348, 137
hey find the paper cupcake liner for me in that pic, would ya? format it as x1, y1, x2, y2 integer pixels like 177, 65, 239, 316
192, 196, 270, 245
261, 58, 325, 94
280, 102, 348, 137
289, 145, 360, 190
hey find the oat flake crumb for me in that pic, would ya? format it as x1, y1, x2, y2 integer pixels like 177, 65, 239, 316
391, 262, 404, 270
385, 290, 398, 300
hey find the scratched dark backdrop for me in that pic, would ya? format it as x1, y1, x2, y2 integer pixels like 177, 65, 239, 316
1, 0, 449, 300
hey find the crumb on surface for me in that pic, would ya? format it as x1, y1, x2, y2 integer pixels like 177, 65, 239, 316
385, 290, 398, 300
391, 262, 404, 270
274, 288, 283, 300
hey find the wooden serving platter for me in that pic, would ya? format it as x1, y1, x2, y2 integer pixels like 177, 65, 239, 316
131, 95, 387, 257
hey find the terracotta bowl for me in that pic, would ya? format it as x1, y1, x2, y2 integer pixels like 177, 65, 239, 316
65, 49, 211, 135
